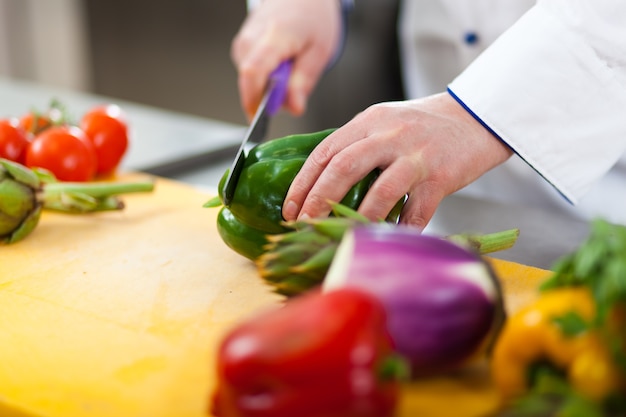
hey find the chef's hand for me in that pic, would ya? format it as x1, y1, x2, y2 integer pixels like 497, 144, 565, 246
282, 93, 514, 229
231, 0, 342, 120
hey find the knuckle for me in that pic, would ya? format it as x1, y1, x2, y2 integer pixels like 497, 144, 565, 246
301, 192, 332, 217
287, 177, 310, 197
230, 33, 244, 55
306, 142, 335, 171
366, 102, 388, 115
307, 192, 330, 208
361, 102, 399, 121
231, 31, 254, 64
328, 151, 359, 177
307, 144, 333, 168
423, 168, 453, 194
360, 200, 392, 222
358, 104, 386, 122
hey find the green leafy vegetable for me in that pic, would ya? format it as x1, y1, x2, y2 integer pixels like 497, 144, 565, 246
502, 364, 625, 417
541, 219, 626, 325
550, 311, 589, 338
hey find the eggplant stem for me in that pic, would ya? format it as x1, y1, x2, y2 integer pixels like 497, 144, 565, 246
447, 228, 520, 254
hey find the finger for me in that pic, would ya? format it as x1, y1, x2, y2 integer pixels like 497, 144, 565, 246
285, 45, 334, 115
282, 144, 336, 221
399, 183, 446, 230
356, 158, 419, 222
230, 15, 255, 67
284, 62, 319, 116
235, 28, 295, 119
295, 136, 398, 220
231, 22, 262, 118
283, 127, 370, 220
238, 53, 282, 119
297, 152, 368, 220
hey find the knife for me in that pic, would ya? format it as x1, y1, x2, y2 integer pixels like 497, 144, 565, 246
222, 60, 292, 206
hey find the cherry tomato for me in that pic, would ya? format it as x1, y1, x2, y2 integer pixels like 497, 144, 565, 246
25, 126, 97, 182
0, 118, 30, 163
80, 104, 129, 176
19, 112, 54, 136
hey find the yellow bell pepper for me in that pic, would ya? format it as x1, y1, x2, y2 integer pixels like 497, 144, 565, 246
491, 287, 625, 403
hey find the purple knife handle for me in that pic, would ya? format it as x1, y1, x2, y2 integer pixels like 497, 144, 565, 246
266, 60, 292, 116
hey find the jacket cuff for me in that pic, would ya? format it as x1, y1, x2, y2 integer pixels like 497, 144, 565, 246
448, 2, 626, 204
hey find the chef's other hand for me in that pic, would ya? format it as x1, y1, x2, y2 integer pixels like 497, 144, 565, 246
282, 92, 514, 229
231, 0, 342, 120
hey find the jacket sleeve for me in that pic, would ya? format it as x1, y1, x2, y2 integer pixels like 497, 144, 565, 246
447, 0, 626, 204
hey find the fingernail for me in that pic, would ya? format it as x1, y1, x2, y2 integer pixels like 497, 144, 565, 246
283, 200, 299, 220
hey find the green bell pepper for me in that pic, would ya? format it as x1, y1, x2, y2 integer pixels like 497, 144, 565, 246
208, 128, 380, 260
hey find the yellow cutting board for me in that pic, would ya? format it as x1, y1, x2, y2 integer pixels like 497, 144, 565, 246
0, 175, 552, 417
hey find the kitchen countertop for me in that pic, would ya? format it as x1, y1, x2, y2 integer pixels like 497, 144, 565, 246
424, 193, 589, 270
0, 77, 245, 177
0, 77, 591, 269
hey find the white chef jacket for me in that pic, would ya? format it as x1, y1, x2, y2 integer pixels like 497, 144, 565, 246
398, 0, 626, 225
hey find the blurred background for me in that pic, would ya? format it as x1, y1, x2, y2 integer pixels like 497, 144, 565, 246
0, 0, 404, 139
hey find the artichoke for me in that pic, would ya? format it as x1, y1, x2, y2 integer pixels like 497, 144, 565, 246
0, 160, 42, 243
0, 158, 154, 244
256, 203, 520, 296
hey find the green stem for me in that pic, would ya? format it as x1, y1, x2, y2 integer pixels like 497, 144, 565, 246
378, 353, 410, 382
43, 195, 125, 213
42, 181, 154, 198
447, 228, 520, 255
324, 201, 519, 255
39, 180, 154, 213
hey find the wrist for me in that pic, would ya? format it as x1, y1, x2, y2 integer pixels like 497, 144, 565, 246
446, 88, 513, 161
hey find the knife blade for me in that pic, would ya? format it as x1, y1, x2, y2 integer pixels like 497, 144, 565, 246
222, 60, 292, 206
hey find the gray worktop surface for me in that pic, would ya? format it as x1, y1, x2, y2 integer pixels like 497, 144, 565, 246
0, 77, 245, 177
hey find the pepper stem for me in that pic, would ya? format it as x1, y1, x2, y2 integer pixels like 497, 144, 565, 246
378, 353, 411, 382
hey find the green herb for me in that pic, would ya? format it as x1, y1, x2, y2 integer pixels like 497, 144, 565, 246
550, 311, 589, 337
539, 218, 626, 374
500, 219, 626, 417
502, 364, 616, 417
541, 219, 626, 324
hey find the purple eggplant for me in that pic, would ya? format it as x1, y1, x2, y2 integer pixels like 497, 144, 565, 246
323, 224, 505, 376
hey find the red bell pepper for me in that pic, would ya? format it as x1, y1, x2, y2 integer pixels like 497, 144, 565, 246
211, 288, 402, 417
